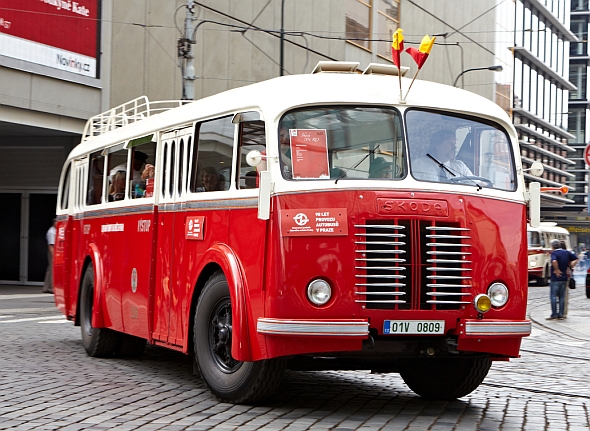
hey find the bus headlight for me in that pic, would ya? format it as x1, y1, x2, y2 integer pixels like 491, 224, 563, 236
529, 260, 537, 268
488, 283, 509, 307
307, 279, 332, 306
474, 294, 491, 313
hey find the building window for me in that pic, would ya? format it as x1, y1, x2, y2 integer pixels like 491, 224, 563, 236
376, 0, 400, 59
346, 0, 372, 51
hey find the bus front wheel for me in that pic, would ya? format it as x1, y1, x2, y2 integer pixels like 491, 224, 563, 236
194, 270, 285, 403
398, 356, 491, 400
80, 266, 119, 357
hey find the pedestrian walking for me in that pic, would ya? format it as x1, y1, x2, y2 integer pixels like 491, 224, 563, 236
547, 238, 578, 320
42, 218, 57, 294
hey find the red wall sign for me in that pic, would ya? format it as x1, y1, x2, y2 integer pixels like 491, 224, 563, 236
290, 129, 330, 179
0, 0, 100, 77
186, 216, 205, 240
280, 208, 348, 237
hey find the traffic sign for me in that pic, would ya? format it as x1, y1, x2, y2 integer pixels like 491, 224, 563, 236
585, 144, 590, 166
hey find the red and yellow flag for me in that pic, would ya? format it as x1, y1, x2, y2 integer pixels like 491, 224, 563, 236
391, 28, 404, 69
406, 35, 436, 69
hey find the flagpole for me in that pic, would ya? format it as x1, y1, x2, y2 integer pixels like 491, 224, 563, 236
404, 69, 421, 100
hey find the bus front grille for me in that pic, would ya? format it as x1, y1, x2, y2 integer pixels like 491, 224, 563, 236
354, 221, 472, 310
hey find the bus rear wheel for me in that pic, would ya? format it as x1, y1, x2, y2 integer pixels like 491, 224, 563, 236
80, 266, 119, 357
398, 356, 491, 400
194, 270, 285, 404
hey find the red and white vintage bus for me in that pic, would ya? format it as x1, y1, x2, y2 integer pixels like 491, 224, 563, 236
53, 61, 540, 403
527, 222, 571, 285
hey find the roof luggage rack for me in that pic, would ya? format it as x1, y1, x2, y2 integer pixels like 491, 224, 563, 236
82, 96, 190, 141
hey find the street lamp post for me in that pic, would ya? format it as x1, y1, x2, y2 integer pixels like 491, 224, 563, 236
280, 0, 285, 76
453, 65, 503, 88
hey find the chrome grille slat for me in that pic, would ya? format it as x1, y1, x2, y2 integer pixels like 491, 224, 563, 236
355, 266, 406, 271
427, 251, 472, 255
355, 291, 406, 296
357, 224, 405, 229
427, 259, 472, 264
426, 242, 471, 247
426, 234, 471, 239
426, 300, 471, 304
427, 267, 472, 272
426, 227, 470, 231
427, 275, 472, 280
356, 258, 405, 262
355, 241, 405, 246
357, 274, 406, 279
356, 249, 407, 254
355, 300, 406, 304
355, 283, 406, 287
355, 233, 406, 237
427, 284, 472, 288
426, 292, 472, 296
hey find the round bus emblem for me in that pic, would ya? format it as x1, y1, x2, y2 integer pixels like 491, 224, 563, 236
293, 213, 309, 226
131, 268, 138, 293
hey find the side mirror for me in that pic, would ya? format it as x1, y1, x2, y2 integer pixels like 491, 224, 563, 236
246, 150, 262, 167
258, 171, 272, 220
528, 161, 544, 177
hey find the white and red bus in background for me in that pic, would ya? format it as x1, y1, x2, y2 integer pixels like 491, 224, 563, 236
527, 222, 571, 285
53, 61, 541, 403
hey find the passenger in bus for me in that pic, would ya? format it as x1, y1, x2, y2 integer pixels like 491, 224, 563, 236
108, 170, 126, 201
109, 151, 148, 181
412, 130, 472, 182
244, 170, 257, 188
197, 166, 223, 192
130, 164, 154, 199
368, 157, 393, 178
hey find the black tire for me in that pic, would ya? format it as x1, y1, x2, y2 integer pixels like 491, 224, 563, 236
540, 268, 549, 286
399, 356, 491, 400
80, 266, 119, 357
586, 287, 590, 299
194, 270, 285, 403
115, 333, 146, 357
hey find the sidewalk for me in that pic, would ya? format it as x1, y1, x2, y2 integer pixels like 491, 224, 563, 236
529, 280, 590, 341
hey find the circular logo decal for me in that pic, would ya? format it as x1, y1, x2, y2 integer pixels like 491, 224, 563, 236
131, 268, 138, 293
293, 213, 309, 226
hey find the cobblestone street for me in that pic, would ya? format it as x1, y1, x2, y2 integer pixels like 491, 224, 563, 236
1, 284, 589, 430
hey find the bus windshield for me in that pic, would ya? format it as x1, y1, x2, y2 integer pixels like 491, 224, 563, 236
279, 106, 404, 180
406, 109, 516, 191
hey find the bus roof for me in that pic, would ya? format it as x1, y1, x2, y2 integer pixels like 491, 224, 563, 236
70, 70, 514, 160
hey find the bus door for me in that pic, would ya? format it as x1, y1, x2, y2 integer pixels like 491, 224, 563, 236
153, 127, 192, 346
119, 137, 158, 339
53, 162, 73, 316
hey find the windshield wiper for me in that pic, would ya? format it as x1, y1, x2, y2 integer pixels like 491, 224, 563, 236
335, 144, 380, 184
426, 153, 482, 191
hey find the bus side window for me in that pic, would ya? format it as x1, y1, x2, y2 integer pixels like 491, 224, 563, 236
130, 142, 157, 199
106, 146, 129, 202
237, 120, 265, 189
190, 116, 234, 193
87, 151, 105, 205
59, 162, 71, 210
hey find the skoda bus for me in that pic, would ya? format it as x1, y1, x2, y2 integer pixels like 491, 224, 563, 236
527, 222, 571, 285
53, 61, 539, 403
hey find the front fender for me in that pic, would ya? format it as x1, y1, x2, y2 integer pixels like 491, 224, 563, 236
199, 243, 253, 362
85, 243, 108, 329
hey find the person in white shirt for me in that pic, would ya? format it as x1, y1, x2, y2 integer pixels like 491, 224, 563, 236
42, 219, 57, 294
412, 129, 472, 182
109, 151, 148, 181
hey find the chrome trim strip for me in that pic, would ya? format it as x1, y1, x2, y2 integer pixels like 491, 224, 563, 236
257, 318, 369, 336
464, 321, 532, 336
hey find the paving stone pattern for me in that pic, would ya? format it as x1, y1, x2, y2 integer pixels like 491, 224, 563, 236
0, 285, 589, 430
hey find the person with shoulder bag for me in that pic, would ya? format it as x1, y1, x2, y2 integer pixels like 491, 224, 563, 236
547, 239, 578, 320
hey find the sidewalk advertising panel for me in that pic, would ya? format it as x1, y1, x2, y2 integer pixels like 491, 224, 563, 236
0, 0, 100, 78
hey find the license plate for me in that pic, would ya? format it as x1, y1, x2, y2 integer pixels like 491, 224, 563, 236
383, 320, 445, 335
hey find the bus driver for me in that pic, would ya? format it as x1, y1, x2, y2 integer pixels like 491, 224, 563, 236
412, 129, 472, 182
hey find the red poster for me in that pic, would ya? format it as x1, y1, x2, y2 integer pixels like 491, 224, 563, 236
290, 129, 330, 179
186, 216, 205, 240
280, 209, 348, 237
